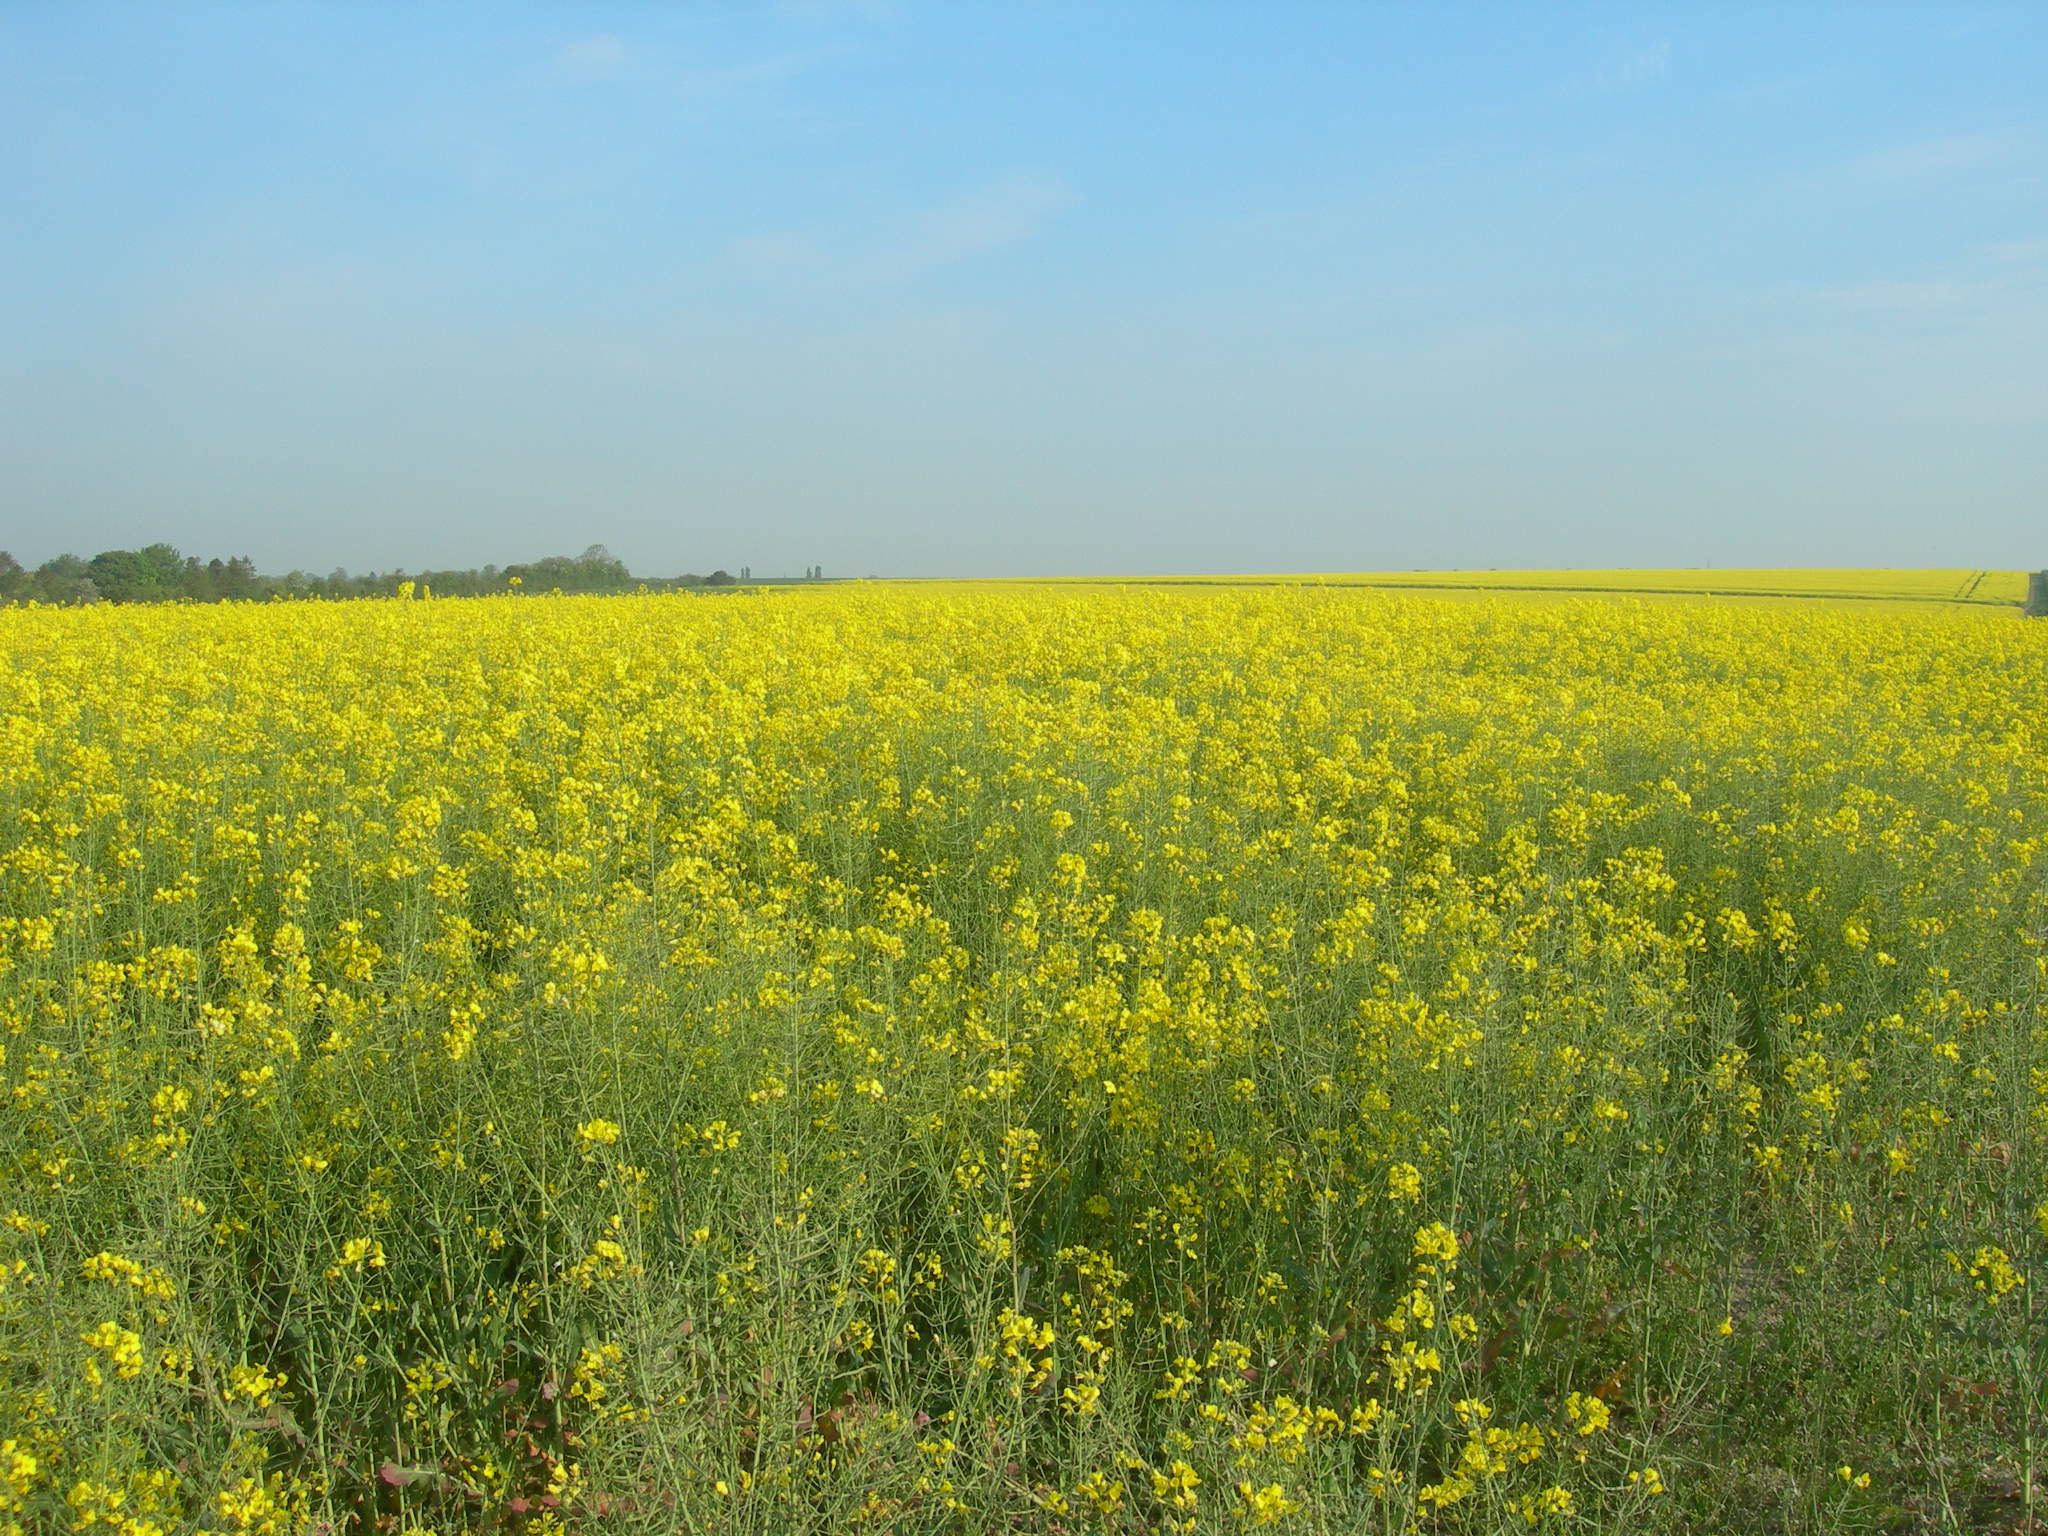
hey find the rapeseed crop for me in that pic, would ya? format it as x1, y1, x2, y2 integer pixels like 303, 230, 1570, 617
1034, 569, 2028, 605
0, 586, 2041, 1533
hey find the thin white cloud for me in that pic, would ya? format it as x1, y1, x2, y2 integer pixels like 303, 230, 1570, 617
1821, 278, 1983, 313
1565, 39, 1672, 96
1813, 235, 2048, 326
676, 52, 821, 102
1854, 131, 2022, 181
1986, 236, 2048, 263
558, 34, 628, 83
894, 177, 1071, 275
721, 232, 814, 273
1610, 40, 1673, 87
553, 36, 835, 104
717, 176, 1072, 296
1720, 70, 1825, 108
774, 0, 901, 20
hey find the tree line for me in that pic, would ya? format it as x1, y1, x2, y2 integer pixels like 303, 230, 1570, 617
0, 544, 756, 605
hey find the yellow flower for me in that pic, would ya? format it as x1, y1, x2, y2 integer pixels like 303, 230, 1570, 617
1236, 1481, 1303, 1525
1960, 1245, 2025, 1304
224, 1362, 286, 1407
325, 1237, 387, 1279
1563, 1391, 1610, 1436
81, 1321, 144, 1380
1412, 1222, 1459, 1264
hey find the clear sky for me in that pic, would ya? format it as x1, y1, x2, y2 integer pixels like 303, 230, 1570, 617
4, 4, 2044, 577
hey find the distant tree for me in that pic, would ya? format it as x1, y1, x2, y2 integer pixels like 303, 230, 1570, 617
34, 554, 99, 604
70, 543, 191, 602
705, 569, 736, 587
137, 543, 187, 598
0, 543, 717, 604
500, 545, 634, 595
86, 549, 147, 602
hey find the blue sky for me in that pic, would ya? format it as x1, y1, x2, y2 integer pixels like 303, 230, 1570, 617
3, 4, 2044, 577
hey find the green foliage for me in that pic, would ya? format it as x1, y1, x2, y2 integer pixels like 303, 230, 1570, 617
0, 542, 735, 605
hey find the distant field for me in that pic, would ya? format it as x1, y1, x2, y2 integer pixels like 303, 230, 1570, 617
1040, 568, 2029, 605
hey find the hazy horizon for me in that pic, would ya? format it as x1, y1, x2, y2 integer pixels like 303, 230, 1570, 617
5, 5, 2045, 577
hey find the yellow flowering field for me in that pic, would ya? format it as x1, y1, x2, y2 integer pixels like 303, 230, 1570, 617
1, 586, 2042, 1534
1034, 570, 2029, 605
